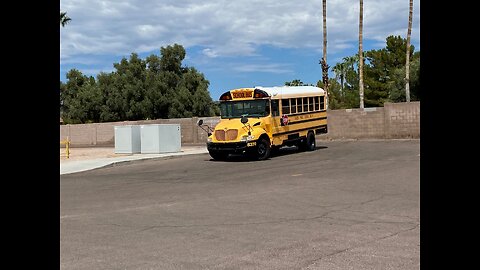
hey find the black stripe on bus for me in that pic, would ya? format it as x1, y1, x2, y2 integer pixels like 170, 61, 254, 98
282, 109, 327, 116
288, 116, 327, 125
273, 124, 328, 137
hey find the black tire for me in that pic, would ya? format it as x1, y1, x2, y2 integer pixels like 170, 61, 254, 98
305, 131, 316, 151
209, 150, 229, 161
298, 131, 316, 152
251, 138, 271, 160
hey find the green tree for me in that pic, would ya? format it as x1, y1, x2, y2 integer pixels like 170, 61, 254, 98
144, 54, 170, 119
62, 44, 216, 123
388, 52, 420, 102
160, 44, 186, 76
68, 79, 103, 123
96, 72, 122, 122
363, 35, 415, 106
332, 62, 347, 98
285, 79, 311, 86
343, 55, 359, 91
318, 78, 358, 110
114, 53, 148, 120
61, 69, 89, 123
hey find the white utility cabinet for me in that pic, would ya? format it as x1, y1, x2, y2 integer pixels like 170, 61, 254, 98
114, 125, 141, 154
140, 124, 181, 154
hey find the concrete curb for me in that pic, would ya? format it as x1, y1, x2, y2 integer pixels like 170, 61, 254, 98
60, 148, 208, 175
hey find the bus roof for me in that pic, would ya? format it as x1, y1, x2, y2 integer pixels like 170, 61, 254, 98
254, 86, 325, 99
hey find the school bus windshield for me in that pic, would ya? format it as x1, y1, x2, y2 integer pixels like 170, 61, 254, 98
220, 99, 270, 119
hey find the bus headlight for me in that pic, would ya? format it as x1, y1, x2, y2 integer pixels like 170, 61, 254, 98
207, 137, 212, 143
240, 135, 255, 141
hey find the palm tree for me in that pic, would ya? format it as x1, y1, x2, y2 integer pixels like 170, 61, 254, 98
332, 62, 347, 93
358, 0, 365, 109
60, 12, 71, 27
343, 55, 359, 71
321, 0, 329, 106
405, 0, 413, 102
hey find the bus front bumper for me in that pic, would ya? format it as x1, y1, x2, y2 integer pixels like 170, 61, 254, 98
207, 141, 257, 153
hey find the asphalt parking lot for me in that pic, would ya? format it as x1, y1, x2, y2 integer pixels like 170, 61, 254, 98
60, 139, 419, 270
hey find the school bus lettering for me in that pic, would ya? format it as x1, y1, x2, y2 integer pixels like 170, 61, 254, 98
197, 86, 328, 161
232, 91, 253, 99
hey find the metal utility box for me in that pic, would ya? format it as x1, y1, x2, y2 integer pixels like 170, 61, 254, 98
140, 124, 181, 154
114, 125, 141, 154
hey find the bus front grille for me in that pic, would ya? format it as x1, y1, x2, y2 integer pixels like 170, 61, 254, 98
215, 129, 238, 141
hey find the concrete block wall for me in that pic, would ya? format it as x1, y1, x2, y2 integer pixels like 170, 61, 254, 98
325, 107, 386, 139
60, 102, 419, 146
384, 102, 420, 139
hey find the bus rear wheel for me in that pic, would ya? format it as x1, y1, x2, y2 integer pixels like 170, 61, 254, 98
299, 131, 316, 151
305, 131, 316, 151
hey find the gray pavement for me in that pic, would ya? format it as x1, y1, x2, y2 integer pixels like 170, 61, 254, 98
61, 139, 420, 270
60, 145, 208, 175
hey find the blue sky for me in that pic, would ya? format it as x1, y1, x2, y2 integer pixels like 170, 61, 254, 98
60, 0, 420, 100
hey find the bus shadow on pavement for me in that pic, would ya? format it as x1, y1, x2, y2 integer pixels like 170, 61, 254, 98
208, 145, 328, 162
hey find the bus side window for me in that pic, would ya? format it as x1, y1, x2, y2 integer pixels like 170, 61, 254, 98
314, 96, 320, 111
281, 99, 290, 114
271, 100, 279, 116
291, 98, 297, 114
308, 97, 314, 111
320, 96, 325, 110
296, 98, 302, 113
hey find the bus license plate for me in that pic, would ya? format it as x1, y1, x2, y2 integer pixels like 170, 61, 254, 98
247, 142, 256, 147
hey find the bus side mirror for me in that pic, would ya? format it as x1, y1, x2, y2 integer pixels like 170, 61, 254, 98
241, 116, 248, 124
197, 119, 212, 137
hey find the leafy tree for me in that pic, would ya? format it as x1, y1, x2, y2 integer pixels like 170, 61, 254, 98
285, 79, 312, 86
318, 78, 358, 109
144, 55, 170, 119
112, 53, 149, 120
332, 62, 347, 93
96, 72, 122, 122
61, 69, 89, 123
61, 44, 217, 123
160, 44, 186, 75
363, 35, 416, 106
60, 81, 66, 115
68, 81, 103, 123
325, 35, 419, 108
388, 52, 420, 102
342, 55, 359, 91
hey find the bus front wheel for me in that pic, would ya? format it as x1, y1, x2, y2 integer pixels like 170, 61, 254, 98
251, 138, 271, 160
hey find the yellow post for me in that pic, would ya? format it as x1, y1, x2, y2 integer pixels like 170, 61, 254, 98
66, 136, 70, 159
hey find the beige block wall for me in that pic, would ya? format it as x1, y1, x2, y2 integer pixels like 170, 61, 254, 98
384, 102, 420, 139
60, 102, 420, 146
325, 107, 386, 139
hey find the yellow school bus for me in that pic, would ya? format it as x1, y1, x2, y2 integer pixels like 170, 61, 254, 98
198, 86, 328, 160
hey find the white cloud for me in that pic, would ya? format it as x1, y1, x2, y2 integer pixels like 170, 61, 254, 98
202, 48, 219, 58
60, 0, 420, 63
233, 63, 293, 74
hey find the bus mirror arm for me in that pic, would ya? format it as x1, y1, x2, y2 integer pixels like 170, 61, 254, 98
197, 119, 213, 136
